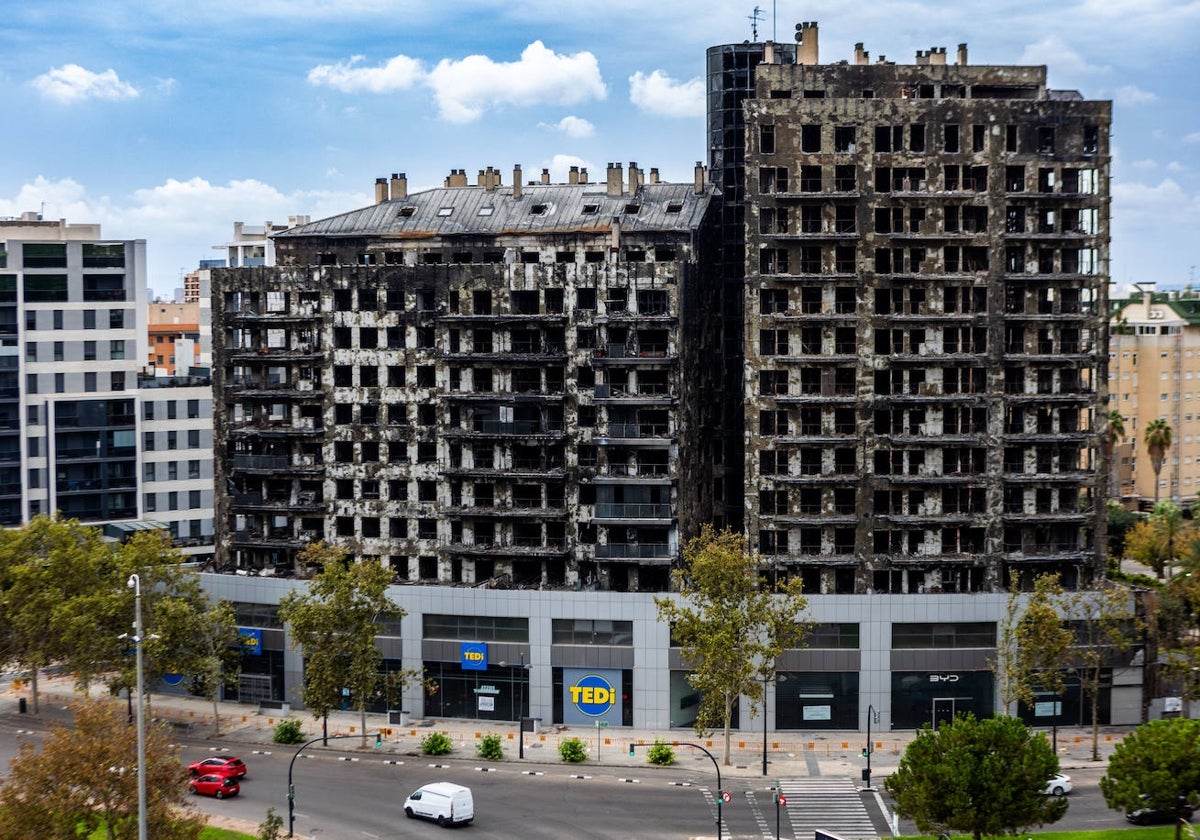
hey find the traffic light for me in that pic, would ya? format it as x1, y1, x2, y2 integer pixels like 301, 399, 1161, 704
861, 746, 868, 757
628, 743, 636, 757
376, 731, 383, 747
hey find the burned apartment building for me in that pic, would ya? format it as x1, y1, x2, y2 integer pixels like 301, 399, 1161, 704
211, 163, 720, 592
743, 27, 1111, 595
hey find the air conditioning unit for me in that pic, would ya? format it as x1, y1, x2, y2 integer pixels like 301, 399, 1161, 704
1148, 309, 1164, 320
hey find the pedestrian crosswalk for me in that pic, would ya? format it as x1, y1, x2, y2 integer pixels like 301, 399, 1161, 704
777, 777, 879, 840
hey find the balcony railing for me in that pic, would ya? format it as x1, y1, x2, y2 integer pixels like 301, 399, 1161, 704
594, 503, 672, 519
594, 543, 672, 559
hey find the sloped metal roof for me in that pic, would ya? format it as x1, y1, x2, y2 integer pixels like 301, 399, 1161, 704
274, 182, 715, 241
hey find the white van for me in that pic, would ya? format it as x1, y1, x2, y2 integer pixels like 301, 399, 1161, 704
404, 782, 474, 827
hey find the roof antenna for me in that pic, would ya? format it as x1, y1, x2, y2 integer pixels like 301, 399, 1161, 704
748, 5, 765, 41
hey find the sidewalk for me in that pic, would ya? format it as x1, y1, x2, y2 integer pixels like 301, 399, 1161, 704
14, 672, 1126, 781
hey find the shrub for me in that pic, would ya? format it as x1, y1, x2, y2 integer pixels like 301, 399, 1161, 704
421, 731, 453, 756
558, 737, 587, 763
257, 806, 285, 840
272, 718, 304, 745
477, 733, 504, 760
646, 740, 675, 766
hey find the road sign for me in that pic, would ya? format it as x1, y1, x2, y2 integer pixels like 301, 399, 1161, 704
778, 794, 787, 807
721, 790, 732, 803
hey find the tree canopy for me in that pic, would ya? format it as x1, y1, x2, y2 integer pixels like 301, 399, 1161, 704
1101, 717, 1200, 840
279, 543, 408, 747
884, 713, 1067, 840
0, 518, 239, 720
654, 524, 810, 765
0, 698, 204, 840
994, 572, 1074, 711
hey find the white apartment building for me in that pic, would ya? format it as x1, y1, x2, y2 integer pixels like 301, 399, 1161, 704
0, 212, 213, 562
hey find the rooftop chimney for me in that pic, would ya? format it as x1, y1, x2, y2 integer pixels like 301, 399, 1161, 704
568, 166, 579, 185
795, 21, 819, 65
390, 173, 407, 200
930, 47, 947, 66
606, 163, 623, 197
627, 161, 640, 193
957, 43, 968, 66
541, 168, 551, 185
694, 161, 706, 194
374, 177, 388, 204
513, 164, 522, 199
445, 169, 468, 188
854, 42, 869, 65
649, 168, 659, 184
764, 40, 776, 65
579, 167, 588, 184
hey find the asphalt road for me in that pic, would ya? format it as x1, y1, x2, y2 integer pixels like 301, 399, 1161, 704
0, 711, 1158, 838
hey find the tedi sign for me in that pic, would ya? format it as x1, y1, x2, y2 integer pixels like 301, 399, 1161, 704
562, 668, 622, 725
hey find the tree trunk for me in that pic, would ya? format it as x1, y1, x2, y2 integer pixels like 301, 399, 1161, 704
360, 705, 368, 749
1090, 680, 1101, 761
212, 696, 221, 736
31, 667, 39, 715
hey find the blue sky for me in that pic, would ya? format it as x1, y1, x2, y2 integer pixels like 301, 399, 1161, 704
1, 0, 1197, 298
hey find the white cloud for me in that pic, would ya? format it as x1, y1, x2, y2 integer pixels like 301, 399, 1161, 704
307, 54, 424, 93
551, 115, 595, 138
1131, 158, 1158, 170
1186, 132, 1200, 144
0, 176, 366, 293
426, 41, 606, 123
1114, 84, 1157, 106
628, 70, 703, 118
1016, 36, 1106, 85
544, 154, 592, 182
30, 64, 139, 103
1167, 161, 1188, 173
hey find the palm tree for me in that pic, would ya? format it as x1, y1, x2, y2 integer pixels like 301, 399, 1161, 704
1106, 409, 1125, 499
1144, 418, 1173, 505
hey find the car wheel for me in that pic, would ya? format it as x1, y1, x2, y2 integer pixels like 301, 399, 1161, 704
1052, 786, 1065, 796
405, 807, 414, 819
437, 816, 447, 827
190, 786, 198, 795
215, 790, 224, 800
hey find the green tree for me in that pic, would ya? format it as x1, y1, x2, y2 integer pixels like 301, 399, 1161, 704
1125, 518, 1171, 578
1107, 500, 1143, 561
56, 530, 221, 718
0, 698, 204, 840
1100, 717, 1200, 840
1145, 418, 1173, 505
994, 573, 1074, 715
654, 524, 810, 765
151, 596, 242, 734
0, 515, 109, 714
1061, 584, 1143, 760
884, 713, 1067, 840
1106, 409, 1126, 498
279, 543, 403, 748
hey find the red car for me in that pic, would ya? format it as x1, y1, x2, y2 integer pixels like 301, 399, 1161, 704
190, 774, 240, 799
187, 756, 247, 779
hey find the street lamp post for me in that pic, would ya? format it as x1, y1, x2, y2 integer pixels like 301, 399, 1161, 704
761, 671, 787, 776
500, 653, 533, 758
863, 704, 880, 791
127, 574, 147, 840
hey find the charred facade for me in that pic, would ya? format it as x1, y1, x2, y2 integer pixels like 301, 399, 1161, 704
212, 164, 720, 591
743, 33, 1111, 594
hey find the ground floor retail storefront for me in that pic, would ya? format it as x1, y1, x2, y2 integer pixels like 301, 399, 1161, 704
201, 576, 1146, 732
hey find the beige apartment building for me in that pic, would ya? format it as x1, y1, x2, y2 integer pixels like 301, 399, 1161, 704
1109, 289, 1200, 509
